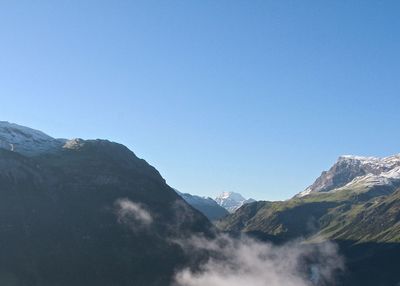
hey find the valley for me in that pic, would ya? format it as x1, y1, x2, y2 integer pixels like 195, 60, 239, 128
0, 122, 399, 286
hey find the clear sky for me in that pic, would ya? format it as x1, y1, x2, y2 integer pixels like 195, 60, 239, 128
1, 1, 399, 200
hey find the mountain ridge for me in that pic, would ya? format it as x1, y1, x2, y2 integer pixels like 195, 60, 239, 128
1, 122, 399, 285
297, 153, 400, 197
0, 121, 66, 156
0, 122, 214, 286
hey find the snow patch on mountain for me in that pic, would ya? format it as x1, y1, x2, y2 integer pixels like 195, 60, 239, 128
176, 190, 229, 221
339, 166, 400, 190
178, 191, 219, 207
297, 154, 400, 197
0, 121, 65, 156
339, 154, 400, 171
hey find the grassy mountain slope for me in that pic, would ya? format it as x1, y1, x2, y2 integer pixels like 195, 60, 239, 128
217, 186, 400, 243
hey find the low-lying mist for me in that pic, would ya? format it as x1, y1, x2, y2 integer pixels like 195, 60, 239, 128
173, 234, 344, 286
115, 198, 344, 286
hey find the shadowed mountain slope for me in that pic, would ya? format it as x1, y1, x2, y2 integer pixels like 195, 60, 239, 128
0, 125, 213, 286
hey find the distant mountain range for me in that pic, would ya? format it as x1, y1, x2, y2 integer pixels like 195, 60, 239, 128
175, 190, 229, 221
176, 191, 255, 220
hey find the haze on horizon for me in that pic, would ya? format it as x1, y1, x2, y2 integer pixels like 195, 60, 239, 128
1, 1, 399, 200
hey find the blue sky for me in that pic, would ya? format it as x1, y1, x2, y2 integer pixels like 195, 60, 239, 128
1, 1, 399, 200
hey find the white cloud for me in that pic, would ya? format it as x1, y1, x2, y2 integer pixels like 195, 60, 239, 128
174, 234, 343, 286
115, 199, 153, 229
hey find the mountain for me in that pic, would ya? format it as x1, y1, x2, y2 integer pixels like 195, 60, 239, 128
214, 191, 255, 213
297, 154, 400, 197
176, 191, 229, 221
217, 153, 400, 285
0, 123, 213, 286
2, 123, 399, 285
217, 187, 400, 243
218, 153, 400, 243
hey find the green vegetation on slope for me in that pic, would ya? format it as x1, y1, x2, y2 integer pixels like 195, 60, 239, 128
217, 186, 400, 243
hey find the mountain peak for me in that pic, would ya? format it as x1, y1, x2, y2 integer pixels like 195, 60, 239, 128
215, 191, 255, 213
338, 155, 379, 161
216, 191, 245, 201
297, 153, 400, 197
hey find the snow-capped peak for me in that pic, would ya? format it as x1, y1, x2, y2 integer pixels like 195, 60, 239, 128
215, 192, 255, 213
297, 153, 400, 198
338, 154, 400, 170
0, 121, 65, 156
216, 191, 245, 201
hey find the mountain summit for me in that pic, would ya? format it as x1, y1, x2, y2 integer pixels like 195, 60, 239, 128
215, 191, 255, 213
297, 154, 400, 197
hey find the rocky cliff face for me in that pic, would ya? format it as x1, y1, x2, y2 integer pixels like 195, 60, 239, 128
297, 154, 400, 197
